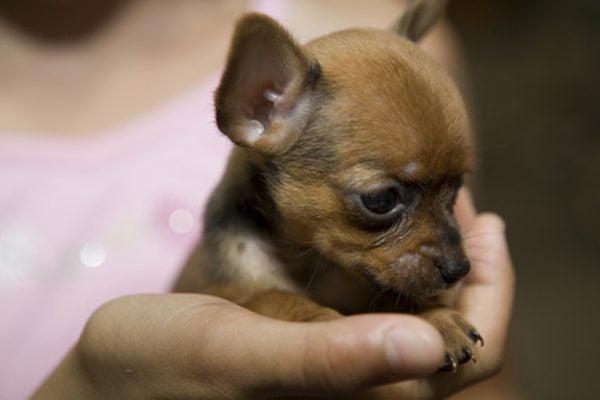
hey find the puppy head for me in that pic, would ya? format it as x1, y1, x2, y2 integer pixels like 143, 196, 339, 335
215, 9, 472, 303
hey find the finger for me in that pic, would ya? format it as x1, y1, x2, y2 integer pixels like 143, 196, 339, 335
462, 213, 510, 286
455, 213, 515, 381
454, 187, 477, 233
272, 315, 445, 396
183, 300, 446, 397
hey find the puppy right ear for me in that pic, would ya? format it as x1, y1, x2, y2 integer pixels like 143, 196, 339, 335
215, 14, 320, 155
391, 0, 449, 42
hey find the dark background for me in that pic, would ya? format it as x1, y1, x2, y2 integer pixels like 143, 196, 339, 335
448, 0, 599, 398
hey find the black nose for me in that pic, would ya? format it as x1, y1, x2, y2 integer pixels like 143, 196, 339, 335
438, 259, 470, 284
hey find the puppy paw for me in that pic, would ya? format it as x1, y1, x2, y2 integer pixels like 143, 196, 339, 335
419, 307, 483, 372
244, 290, 342, 322
305, 307, 342, 322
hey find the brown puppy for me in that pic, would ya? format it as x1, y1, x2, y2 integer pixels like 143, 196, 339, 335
175, 0, 480, 373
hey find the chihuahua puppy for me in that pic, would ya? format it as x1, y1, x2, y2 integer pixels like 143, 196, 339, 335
175, 0, 481, 372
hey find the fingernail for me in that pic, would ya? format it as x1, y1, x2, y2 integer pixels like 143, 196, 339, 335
384, 326, 441, 377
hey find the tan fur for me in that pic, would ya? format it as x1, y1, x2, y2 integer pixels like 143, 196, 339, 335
267, 30, 472, 301
175, 6, 482, 373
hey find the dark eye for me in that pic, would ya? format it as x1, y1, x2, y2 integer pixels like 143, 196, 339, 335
360, 188, 402, 215
356, 182, 409, 222
349, 182, 414, 231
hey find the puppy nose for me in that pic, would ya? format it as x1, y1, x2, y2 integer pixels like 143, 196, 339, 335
438, 259, 470, 284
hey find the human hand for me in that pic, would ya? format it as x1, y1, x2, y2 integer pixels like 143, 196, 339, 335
32, 190, 513, 400
31, 293, 446, 399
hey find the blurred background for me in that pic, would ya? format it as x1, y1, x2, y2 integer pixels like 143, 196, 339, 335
448, 0, 599, 398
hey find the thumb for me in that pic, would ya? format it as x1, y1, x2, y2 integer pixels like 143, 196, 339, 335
205, 307, 445, 396
76, 294, 445, 399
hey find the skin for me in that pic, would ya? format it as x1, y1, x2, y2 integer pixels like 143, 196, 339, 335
32, 190, 514, 399
0, 1, 515, 398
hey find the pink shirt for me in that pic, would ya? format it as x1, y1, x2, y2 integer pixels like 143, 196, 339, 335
0, 2, 287, 398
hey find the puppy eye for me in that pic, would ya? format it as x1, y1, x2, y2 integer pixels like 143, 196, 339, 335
355, 182, 409, 226
348, 182, 415, 231
360, 188, 402, 215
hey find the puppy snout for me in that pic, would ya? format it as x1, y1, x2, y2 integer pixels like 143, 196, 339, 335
437, 258, 470, 284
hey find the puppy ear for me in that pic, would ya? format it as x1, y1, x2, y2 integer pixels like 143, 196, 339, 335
391, 0, 449, 42
215, 13, 320, 155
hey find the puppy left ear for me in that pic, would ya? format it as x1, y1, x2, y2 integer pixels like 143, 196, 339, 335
215, 13, 320, 155
391, 0, 449, 42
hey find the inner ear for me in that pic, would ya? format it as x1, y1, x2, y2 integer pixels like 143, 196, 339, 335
215, 13, 320, 155
226, 39, 290, 129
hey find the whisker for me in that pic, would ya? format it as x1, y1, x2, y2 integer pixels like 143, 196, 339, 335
305, 254, 323, 290
394, 292, 402, 310
368, 288, 388, 310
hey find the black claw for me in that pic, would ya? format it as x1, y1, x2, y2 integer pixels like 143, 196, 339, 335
469, 329, 484, 346
458, 347, 473, 364
438, 354, 458, 372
